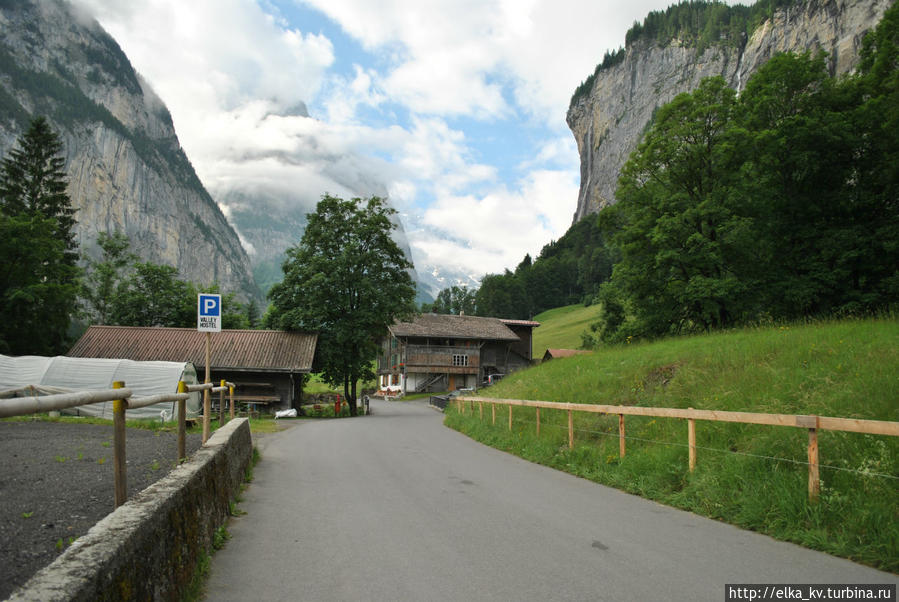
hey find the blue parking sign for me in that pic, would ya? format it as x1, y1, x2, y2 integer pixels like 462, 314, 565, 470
198, 294, 221, 332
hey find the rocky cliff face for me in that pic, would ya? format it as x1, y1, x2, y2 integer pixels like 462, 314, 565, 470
567, 0, 892, 224
0, 0, 259, 300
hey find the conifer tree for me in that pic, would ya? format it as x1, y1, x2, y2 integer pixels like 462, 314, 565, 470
0, 116, 77, 260
0, 116, 79, 355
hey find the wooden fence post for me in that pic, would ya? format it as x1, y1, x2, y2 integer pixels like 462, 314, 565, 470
795, 415, 821, 503
229, 384, 235, 420
113, 381, 127, 508
219, 380, 226, 425
568, 409, 574, 450
492, 402, 495, 425
508, 404, 513, 430
808, 426, 820, 503
536, 407, 540, 437
618, 414, 626, 458
177, 380, 187, 461
688, 410, 696, 472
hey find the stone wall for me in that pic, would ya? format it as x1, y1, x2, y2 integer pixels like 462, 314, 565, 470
8, 418, 253, 602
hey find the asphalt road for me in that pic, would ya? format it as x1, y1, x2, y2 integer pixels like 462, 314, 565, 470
204, 399, 894, 602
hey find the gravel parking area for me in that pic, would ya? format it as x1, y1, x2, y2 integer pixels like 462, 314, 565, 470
0, 421, 203, 599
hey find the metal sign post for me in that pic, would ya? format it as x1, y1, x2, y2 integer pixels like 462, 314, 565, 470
198, 294, 221, 443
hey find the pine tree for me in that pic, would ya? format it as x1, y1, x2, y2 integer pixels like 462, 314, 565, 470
0, 116, 77, 260
0, 116, 79, 355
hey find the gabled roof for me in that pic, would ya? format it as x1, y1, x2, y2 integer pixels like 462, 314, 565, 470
543, 348, 592, 360
500, 318, 541, 328
68, 326, 317, 373
389, 313, 520, 341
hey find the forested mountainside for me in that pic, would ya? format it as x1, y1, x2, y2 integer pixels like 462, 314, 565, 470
568, 0, 892, 223
0, 0, 259, 300
468, 0, 897, 337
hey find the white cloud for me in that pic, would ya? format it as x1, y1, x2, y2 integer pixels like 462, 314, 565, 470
409, 168, 579, 276
71, 0, 680, 286
299, 0, 676, 122
71, 0, 335, 146
324, 65, 386, 124
398, 117, 496, 194
520, 135, 579, 171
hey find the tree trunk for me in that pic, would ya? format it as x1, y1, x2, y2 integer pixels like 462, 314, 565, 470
348, 379, 358, 416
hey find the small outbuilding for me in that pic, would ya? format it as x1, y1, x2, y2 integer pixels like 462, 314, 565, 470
542, 348, 592, 362
68, 326, 318, 412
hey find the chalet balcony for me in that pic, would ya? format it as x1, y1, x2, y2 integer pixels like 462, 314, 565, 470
385, 345, 479, 375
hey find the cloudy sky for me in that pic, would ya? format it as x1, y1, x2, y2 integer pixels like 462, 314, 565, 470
72, 0, 681, 289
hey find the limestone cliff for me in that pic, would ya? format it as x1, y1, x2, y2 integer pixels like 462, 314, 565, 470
567, 0, 892, 224
0, 0, 259, 300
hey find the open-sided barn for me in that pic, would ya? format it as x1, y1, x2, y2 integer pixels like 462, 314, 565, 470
68, 326, 317, 412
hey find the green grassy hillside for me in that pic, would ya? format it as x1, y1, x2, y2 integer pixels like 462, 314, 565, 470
532, 304, 603, 359
449, 317, 899, 572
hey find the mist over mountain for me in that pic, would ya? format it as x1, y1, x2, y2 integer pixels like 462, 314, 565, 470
0, 0, 431, 303
0, 0, 259, 300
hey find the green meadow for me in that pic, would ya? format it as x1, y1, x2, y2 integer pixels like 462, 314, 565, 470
531, 304, 604, 359
447, 315, 899, 572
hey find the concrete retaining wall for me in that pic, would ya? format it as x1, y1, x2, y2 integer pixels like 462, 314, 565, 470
8, 418, 253, 602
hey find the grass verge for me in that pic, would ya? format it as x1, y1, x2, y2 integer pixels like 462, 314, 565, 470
446, 317, 898, 573
180, 446, 260, 602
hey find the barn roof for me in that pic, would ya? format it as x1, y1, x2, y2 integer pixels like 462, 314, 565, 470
542, 348, 592, 360
388, 313, 522, 341
68, 326, 317, 373
500, 318, 541, 328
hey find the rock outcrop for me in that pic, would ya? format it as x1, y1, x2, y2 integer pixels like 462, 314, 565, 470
567, 0, 892, 224
0, 0, 259, 300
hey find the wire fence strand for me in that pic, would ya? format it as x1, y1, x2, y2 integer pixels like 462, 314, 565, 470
482, 413, 899, 482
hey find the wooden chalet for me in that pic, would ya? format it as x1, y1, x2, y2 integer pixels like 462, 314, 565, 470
68, 326, 317, 412
377, 313, 539, 394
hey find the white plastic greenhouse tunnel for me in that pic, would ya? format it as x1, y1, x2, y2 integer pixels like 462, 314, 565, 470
0, 354, 201, 420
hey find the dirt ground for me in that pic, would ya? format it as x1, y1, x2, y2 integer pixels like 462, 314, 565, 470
0, 421, 203, 599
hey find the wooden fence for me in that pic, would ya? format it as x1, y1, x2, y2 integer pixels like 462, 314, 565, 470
458, 396, 899, 502
0, 380, 236, 507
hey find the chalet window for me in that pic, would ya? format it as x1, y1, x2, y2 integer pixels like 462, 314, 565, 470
391, 374, 399, 385
452, 354, 468, 367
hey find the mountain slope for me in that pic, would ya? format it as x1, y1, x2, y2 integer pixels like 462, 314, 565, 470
0, 0, 259, 300
567, 0, 892, 223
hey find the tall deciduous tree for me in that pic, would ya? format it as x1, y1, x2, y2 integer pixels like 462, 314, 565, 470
266, 195, 416, 414
0, 117, 79, 355
853, 1, 899, 304
737, 52, 861, 317
105, 260, 248, 329
606, 76, 748, 339
109, 262, 194, 327
474, 270, 529, 319
80, 231, 136, 324
428, 285, 476, 315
